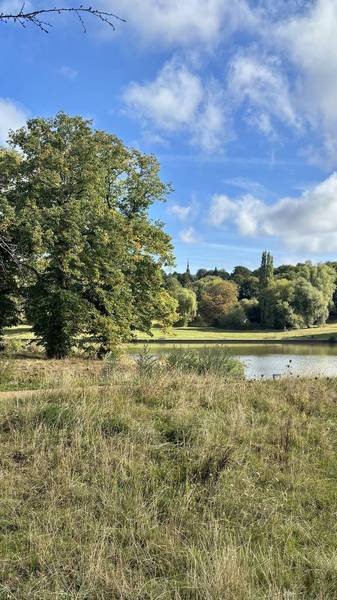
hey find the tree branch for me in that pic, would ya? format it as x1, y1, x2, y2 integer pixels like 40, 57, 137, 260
0, 3, 125, 33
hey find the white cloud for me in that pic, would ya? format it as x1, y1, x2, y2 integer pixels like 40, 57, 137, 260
125, 60, 203, 132
208, 194, 237, 227
103, 0, 256, 48
113, 0, 337, 162
124, 58, 228, 151
228, 52, 299, 135
274, 0, 337, 163
179, 226, 199, 244
168, 204, 192, 220
0, 98, 28, 145
208, 173, 337, 252
191, 83, 231, 151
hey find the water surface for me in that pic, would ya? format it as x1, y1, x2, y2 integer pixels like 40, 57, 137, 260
130, 343, 337, 379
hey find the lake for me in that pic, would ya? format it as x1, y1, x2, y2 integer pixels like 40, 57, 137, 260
131, 343, 337, 379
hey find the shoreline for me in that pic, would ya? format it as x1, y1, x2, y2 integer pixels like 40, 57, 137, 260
132, 337, 337, 345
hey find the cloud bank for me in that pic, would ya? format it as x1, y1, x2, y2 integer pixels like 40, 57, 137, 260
118, 0, 337, 165
208, 173, 337, 252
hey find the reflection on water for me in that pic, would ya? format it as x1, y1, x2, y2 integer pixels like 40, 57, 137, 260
238, 353, 337, 379
215, 344, 337, 379
131, 344, 337, 380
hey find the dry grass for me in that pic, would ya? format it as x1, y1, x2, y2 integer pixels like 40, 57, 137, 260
0, 361, 336, 599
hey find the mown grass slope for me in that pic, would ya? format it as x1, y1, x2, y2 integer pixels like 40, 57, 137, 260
135, 323, 337, 341
0, 363, 336, 599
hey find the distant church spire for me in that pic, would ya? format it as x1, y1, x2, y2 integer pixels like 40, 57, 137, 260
186, 259, 191, 275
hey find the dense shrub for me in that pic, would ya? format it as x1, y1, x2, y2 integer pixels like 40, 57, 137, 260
217, 303, 250, 330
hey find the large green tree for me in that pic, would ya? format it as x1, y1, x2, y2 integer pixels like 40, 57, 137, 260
261, 279, 298, 329
0, 113, 176, 357
259, 251, 274, 326
292, 278, 329, 328
0, 150, 22, 339
195, 276, 238, 326
231, 265, 259, 300
175, 288, 198, 326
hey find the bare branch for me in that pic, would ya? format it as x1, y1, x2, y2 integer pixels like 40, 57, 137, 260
0, 235, 20, 271
0, 4, 125, 33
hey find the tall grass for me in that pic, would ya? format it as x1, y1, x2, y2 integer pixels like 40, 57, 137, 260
165, 345, 245, 378
0, 363, 336, 598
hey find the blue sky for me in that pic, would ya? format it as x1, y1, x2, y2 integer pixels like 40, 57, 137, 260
2, 0, 337, 273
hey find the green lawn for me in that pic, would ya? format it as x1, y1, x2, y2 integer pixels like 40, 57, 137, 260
3, 325, 35, 340
5, 322, 337, 344
135, 322, 337, 341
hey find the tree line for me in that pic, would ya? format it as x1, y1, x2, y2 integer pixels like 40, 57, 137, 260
166, 251, 337, 330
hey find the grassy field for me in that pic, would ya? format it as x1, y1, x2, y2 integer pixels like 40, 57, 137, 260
5, 321, 337, 345
136, 322, 337, 342
0, 356, 336, 598
3, 325, 35, 340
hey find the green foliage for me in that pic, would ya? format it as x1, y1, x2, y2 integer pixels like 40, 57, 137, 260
165, 346, 244, 377
0, 151, 21, 339
292, 278, 328, 327
231, 266, 259, 300
241, 298, 260, 324
175, 287, 198, 326
262, 279, 298, 329
0, 113, 175, 357
259, 250, 274, 287
260, 276, 332, 329
259, 251, 274, 326
0, 275, 18, 339
195, 277, 238, 326
217, 302, 250, 329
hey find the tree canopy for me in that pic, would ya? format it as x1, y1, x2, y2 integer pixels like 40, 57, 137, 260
0, 113, 176, 357
196, 277, 238, 326
166, 255, 337, 332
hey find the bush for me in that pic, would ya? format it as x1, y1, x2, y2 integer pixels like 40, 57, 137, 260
165, 346, 244, 378
217, 303, 250, 329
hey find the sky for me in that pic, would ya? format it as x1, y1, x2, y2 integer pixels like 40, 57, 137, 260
2, 0, 337, 273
